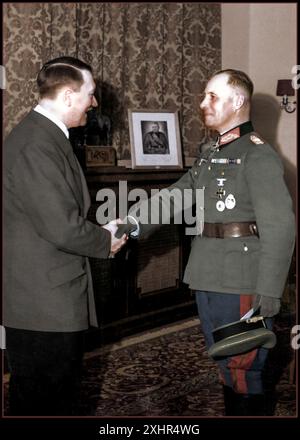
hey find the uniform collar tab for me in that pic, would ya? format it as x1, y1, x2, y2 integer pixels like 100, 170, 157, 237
219, 127, 241, 146
216, 121, 254, 148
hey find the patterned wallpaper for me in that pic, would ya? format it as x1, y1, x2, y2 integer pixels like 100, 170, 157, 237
3, 3, 221, 159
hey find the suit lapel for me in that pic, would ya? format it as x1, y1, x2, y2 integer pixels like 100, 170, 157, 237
75, 157, 91, 218
67, 150, 85, 209
67, 151, 92, 216
28, 111, 87, 214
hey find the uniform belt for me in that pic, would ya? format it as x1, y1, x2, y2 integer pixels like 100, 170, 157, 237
202, 222, 258, 238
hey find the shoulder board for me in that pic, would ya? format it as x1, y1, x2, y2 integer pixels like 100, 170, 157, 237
250, 132, 265, 145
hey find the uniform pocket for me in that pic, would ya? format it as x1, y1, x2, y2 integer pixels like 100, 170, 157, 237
48, 259, 86, 288
222, 238, 260, 289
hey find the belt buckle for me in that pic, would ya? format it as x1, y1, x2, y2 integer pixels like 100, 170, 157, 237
249, 223, 257, 235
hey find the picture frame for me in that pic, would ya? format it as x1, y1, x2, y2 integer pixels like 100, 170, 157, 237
128, 109, 183, 169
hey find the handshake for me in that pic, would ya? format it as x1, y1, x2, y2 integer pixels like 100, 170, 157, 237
102, 216, 139, 257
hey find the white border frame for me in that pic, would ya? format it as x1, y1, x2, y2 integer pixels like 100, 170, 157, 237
128, 109, 183, 169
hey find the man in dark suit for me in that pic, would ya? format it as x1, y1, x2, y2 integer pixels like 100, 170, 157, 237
3, 56, 127, 415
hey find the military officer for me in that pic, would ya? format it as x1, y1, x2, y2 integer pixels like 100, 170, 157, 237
121, 69, 295, 416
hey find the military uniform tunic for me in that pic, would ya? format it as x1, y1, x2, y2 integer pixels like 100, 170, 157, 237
132, 121, 295, 301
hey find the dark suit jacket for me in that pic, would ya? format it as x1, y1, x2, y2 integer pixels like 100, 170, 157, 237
3, 110, 111, 332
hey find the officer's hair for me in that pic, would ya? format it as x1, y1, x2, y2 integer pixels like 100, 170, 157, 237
37, 56, 92, 99
213, 69, 254, 99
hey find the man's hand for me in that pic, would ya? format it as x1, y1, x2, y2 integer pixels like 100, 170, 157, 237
102, 219, 128, 257
252, 294, 281, 317
115, 216, 138, 239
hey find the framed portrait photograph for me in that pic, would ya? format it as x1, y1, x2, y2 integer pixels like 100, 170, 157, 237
128, 109, 183, 169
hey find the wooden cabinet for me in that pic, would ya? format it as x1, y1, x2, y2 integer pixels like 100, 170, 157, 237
84, 167, 197, 347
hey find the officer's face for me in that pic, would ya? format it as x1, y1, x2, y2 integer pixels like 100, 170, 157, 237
199, 73, 236, 133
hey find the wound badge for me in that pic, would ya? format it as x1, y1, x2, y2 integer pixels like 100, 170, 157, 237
225, 194, 236, 209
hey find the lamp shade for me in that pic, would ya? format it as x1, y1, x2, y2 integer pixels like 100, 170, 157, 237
276, 79, 295, 96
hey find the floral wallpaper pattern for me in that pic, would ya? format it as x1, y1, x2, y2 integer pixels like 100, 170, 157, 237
3, 3, 221, 159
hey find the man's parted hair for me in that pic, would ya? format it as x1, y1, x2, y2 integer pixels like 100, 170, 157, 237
37, 56, 92, 99
213, 69, 254, 99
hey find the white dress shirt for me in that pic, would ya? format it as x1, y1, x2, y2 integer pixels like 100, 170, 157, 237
34, 104, 69, 139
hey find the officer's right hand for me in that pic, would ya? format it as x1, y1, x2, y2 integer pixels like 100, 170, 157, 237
115, 216, 139, 239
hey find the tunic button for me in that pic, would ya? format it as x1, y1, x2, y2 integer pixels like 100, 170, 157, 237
208, 166, 211, 170
244, 245, 248, 252
194, 171, 198, 175
221, 171, 225, 176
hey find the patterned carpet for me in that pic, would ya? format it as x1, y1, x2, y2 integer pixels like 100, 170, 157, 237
77, 314, 296, 417
3, 314, 296, 417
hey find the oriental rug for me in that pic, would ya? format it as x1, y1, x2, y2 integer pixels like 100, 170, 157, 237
77, 314, 296, 417
3, 314, 296, 417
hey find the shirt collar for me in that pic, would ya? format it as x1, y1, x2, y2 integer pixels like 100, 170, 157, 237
34, 104, 69, 139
